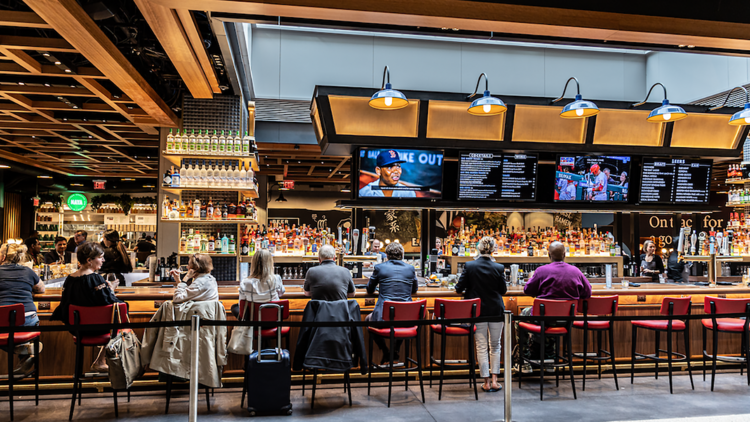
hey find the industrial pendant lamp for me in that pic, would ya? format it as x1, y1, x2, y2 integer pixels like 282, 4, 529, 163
709, 86, 750, 126
632, 83, 687, 123
467, 73, 506, 116
551, 77, 599, 119
369, 66, 408, 110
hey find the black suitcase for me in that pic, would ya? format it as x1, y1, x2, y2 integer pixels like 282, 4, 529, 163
246, 303, 293, 416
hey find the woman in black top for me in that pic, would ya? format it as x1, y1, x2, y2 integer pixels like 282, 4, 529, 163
640, 239, 665, 282
51, 242, 124, 372
99, 229, 133, 286
455, 236, 507, 392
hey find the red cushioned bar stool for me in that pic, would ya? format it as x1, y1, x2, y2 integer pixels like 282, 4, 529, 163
68, 303, 128, 421
701, 296, 750, 391
630, 296, 694, 394
573, 296, 619, 391
517, 299, 577, 401
367, 299, 427, 407
238, 299, 291, 408
0, 304, 41, 421
429, 298, 480, 401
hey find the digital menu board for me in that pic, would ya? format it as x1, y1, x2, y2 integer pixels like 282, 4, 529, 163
458, 152, 537, 201
639, 158, 712, 204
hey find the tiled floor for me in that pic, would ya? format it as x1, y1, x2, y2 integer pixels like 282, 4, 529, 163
4, 372, 750, 421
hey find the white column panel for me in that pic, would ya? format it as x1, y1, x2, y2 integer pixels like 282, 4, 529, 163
459, 44, 546, 97
543, 50, 627, 101
623, 54, 647, 102
372, 37, 462, 93
251, 29, 281, 99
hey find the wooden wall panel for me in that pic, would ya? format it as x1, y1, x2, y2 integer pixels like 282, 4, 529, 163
2, 191, 21, 241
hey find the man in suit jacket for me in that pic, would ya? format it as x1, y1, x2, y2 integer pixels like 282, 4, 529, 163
44, 237, 72, 265
366, 242, 419, 363
304, 245, 355, 301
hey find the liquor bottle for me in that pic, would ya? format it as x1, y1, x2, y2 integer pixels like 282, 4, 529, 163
162, 196, 171, 217
180, 230, 187, 253
179, 201, 187, 219
193, 198, 201, 219
194, 129, 203, 154
239, 162, 247, 188
171, 166, 180, 188
218, 130, 226, 155
200, 201, 207, 220
203, 130, 211, 154
249, 236, 256, 255
225, 130, 234, 155
242, 131, 252, 156
167, 128, 174, 153
168, 201, 179, 220
229, 235, 236, 254
188, 129, 196, 154
182, 160, 192, 187
213, 200, 222, 220
163, 169, 172, 187
200, 233, 208, 252
221, 233, 229, 254
204, 160, 212, 187
234, 130, 242, 156
197, 160, 205, 187
186, 200, 193, 220
241, 234, 249, 256
222, 202, 228, 220
220, 161, 228, 187
173, 129, 182, 153
228, 201, 237, 218
210, 130, 219, 155
232, 161, 240, 187
207, 197, 214, 221
208, 233, 215, 252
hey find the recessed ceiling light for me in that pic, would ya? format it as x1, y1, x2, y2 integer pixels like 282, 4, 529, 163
143, 185, 155, 188
0, 164, 10, 169
64, 69, 72, 73
341, 188, 351, 193
17, 82, 24, 86
42, 53, 50, 57
44, 83, 50, 87
121, 178, 135, 181
54, 61, 61, 65
70, 183, 83, 186
37, 175, 51, 179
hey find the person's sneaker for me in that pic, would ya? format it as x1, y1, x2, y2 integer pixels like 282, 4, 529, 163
513, 363, 533, 374
13, 342, 42, 356
13, 357, 35, 377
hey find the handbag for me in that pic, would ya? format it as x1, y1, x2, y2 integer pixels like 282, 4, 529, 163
227, 300, 255, 355
105, 304, 143, 390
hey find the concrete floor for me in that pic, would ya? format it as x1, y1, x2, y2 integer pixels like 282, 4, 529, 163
4, 371, 750, 421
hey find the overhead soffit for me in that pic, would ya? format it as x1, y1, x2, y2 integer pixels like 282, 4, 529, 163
328, 95, 419, 137
592, 109, 665, 147
511, 105, 586, 144
426, 100, 504, 141
670, 113, 744, 149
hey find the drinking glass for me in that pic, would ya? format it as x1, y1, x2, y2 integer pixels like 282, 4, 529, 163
621, 279, 629, 289
106, 273, 119, 289
179, 265, 189, 275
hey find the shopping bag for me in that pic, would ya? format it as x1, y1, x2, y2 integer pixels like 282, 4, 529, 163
228, 301, 255, 355
105, 304, 143, 389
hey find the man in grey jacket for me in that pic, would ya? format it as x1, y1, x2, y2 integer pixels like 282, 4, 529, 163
304, 245, 355, 301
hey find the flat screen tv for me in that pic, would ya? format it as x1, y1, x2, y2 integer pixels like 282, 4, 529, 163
457, 152, 538, 201
639, 158, 712, 204
357, 148, 444, 199
555, 155, 631, 202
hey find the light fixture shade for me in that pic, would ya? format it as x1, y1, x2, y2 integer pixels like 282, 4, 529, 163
369, 83, 408, 110
729, 103, 750, 126
560, 94, 599, 118
468, 90, 507, 116
647, 99, 687, 122
275, 190, 288, 202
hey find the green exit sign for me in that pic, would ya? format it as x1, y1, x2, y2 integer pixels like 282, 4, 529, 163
67, 193, 88, 212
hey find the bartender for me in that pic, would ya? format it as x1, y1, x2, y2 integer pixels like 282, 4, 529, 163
640, 239, 664, 282
667, 238, 689, 283
365, 239, 387, 261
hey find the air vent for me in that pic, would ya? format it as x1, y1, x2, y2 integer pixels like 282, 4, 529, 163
255, 99, 312, 123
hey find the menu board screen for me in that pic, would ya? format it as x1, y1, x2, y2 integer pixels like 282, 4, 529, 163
458, 152, 538, 201
639, 158, 712, 204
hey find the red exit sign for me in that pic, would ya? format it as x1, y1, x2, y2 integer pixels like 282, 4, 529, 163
93, 180, 106, 190
283, 180, 295, 190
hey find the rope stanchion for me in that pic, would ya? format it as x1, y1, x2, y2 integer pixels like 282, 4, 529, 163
188, 315, 200, 422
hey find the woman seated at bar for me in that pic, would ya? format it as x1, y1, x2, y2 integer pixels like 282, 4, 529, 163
640, 239, 664, 282
51, 242, 124, 372
455, 236, 507, 392
0, 243, 45, 375
168, 253, 219, 304
100, 229, 133, 287
232, 248, 285, 319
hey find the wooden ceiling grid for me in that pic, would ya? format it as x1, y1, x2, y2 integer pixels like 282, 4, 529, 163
256, 142, 350, 184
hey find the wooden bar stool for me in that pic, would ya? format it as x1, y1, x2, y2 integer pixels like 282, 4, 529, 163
68, 303, 127, 420
367, 299, 426, 407
428, 298, 480, 401
701, 296, 750, 391
573, 296, 619, 391
517, 299, 577, 401
630, 296, 694, 394
0, 304, 41, 421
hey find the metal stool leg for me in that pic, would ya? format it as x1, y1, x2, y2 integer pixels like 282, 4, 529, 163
416, 332, 425, 403
7, 335, 14, 421
631, 325, 637, 384
388, 333, 394, 407
654, 331, 660, 380
711, 327, 719, 391
346, 371, 352, 406
165, 377, 172, 414
34, 336, 40, 406
438, 330, 446, 400
685, 326, 694, 390
367, 335, 373, 396
667, 329, 674, 394
702, 326, 707, 382
69, 341, 83, 420
311, 370, 317, 410
567, 332, 577, 400
608, 325, 619, 390
582, 327, 588, 391
597, 331, 603, 380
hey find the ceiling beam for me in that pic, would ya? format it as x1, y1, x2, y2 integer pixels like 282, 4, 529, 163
134, 0, 214, 98
0, 48, 41, 74
0, 35, 76, 52
0, 62, 105, 78
25, 0, 178, 126
0, 11, 51, 29
328, 157, 349, 178
0, 148, 72, 175
175, 9, 221, 94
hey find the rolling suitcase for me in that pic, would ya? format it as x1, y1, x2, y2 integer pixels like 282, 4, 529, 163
246, 303, 293, 416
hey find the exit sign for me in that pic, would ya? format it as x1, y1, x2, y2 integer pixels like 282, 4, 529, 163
283, 180, 295, 190
93, 179, 106, 190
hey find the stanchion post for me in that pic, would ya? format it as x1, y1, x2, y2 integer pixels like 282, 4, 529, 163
189, 314, 201, 422
504, 311, 512, 422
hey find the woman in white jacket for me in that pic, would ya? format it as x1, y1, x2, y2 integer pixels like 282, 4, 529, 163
169, 253, 219, 303
232, 248, 285, 319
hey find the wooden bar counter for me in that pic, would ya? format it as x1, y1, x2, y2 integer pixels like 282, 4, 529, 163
4, 278, 749, 382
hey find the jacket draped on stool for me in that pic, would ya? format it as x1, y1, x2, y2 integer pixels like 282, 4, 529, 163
293, 299, 367, 374
140, 300, 227, 388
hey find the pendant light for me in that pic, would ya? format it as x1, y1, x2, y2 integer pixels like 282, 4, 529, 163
551, 77, 599, 119
709, 86, 750, 126
632, 83, 687, 122
467, 73, 506, 116
369, 66, 408, 110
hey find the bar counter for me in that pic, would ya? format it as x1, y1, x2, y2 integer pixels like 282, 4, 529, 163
5, 280, 749, 381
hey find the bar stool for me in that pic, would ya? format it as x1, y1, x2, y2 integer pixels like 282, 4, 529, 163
701, 296, 750, 391
517, 299, 577, 401
367, 299, 426, 407
429, 298, 480, 401
630, 296, 694, 394
573, 296, 619, 391
68, 303, 127, 420
239, 299, 290, 408
0, 304, 41, 421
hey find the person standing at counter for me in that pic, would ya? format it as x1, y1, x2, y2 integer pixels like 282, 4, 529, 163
0, 243, 46, 375
51, 242, 124, 372
667, 239, 689, 283
365, 242, 418, 364
169, 253, 219, 304
455, 236, 507, 392
44, 237, 72, 265
100, 229, 132, 287
66, 230, 87, 254
640, 239, 664, 282
304, 245, 355, 300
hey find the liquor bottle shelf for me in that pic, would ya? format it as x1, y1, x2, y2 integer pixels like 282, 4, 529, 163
161, 218, 258, 224
162, 186, 258, 198
726, 178, 750, 185
162, 151, 259, 172
177, 253, 237, 257
727, 202, 750, 207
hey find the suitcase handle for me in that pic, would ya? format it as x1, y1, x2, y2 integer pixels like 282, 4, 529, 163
257, 303, 283, 363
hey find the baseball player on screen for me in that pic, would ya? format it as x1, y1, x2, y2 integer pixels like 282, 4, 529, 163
359, 150, 417, 198
589, 163, 608, 201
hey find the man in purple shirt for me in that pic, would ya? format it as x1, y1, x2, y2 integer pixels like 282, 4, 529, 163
516, 241, 592, 372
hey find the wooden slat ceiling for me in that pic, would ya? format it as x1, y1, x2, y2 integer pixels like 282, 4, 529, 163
0, 4, 181, 178
256, 142, 350, 185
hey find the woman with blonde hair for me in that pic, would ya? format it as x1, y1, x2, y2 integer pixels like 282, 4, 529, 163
169, 253, 219, 303
232, 249, 285, 319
